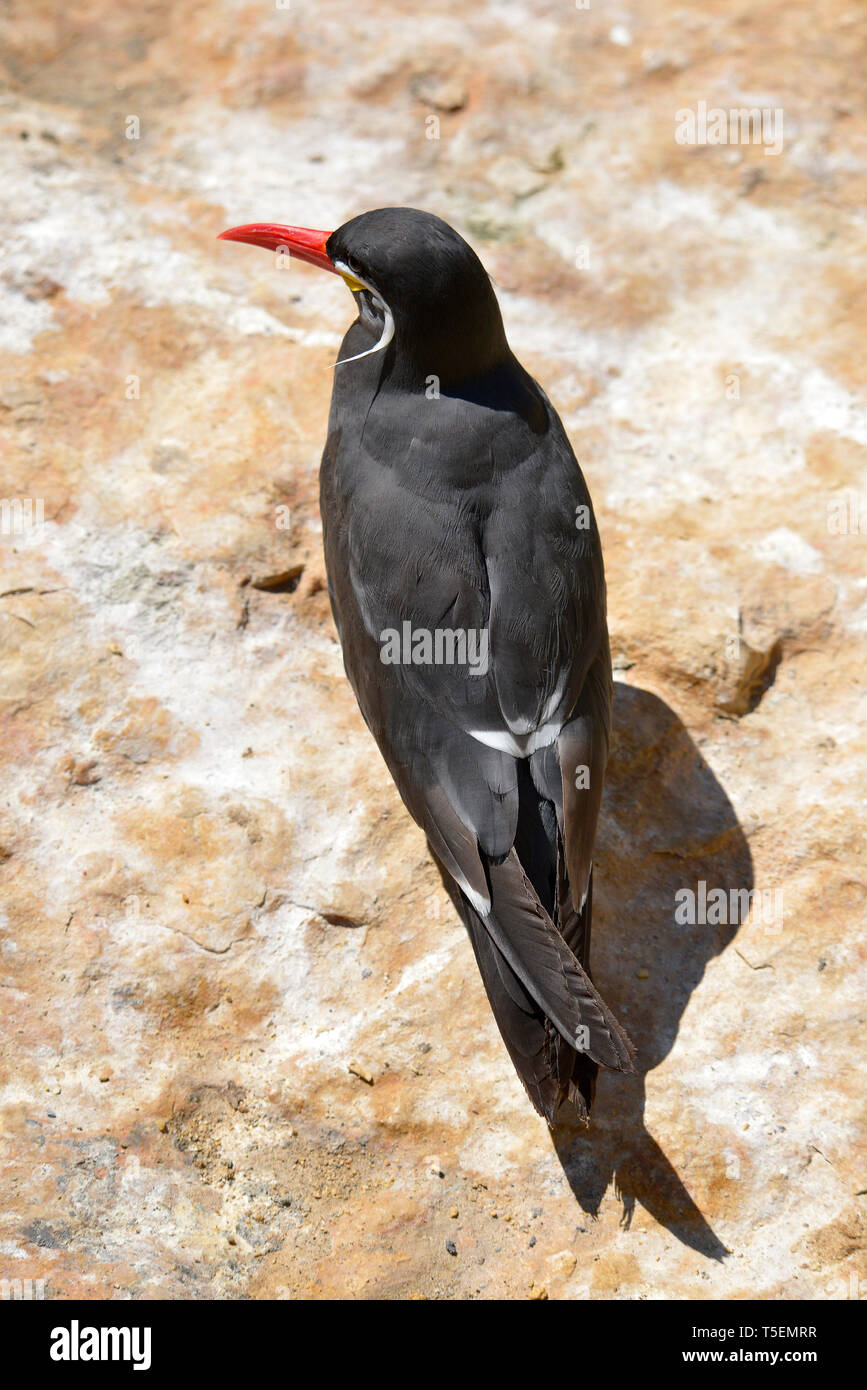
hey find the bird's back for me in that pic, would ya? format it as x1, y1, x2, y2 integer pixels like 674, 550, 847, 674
320, 335, 632, 1121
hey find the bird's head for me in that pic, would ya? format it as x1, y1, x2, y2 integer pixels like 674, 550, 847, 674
218, 206, 510, 388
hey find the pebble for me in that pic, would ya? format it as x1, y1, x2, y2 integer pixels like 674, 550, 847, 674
410, 73, 468, 113
445, 1240, 457, 1256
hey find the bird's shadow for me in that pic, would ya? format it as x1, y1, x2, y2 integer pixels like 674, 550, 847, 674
550, 682, 753, 1259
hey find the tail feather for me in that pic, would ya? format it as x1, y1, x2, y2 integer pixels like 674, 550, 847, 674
462, 905, 563, 1119
460, 896, 602, 1124
482, 851, 635, 1073
554, 863, 601, 1114
430, 760, 634, 1124
450, 848, 633, 1125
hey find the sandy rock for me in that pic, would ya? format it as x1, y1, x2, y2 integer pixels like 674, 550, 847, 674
0, 0, 864, 1303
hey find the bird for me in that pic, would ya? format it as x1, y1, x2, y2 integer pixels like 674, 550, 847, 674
218, 207, 635, 1123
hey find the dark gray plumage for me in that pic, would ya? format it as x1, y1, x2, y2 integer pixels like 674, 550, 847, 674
221, 206, 635, 1121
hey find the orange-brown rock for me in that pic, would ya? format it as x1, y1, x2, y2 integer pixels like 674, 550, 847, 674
0, 0, 864, 1301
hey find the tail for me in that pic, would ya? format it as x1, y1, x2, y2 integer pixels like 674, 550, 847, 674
452, 764, 634, 1124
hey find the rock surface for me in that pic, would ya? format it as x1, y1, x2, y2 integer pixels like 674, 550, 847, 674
0, 0, 865, 1300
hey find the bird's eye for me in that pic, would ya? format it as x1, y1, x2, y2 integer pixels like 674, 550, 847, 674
346, 255, 362, 276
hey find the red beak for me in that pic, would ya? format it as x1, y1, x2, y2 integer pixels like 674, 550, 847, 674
217, 222, 336, 274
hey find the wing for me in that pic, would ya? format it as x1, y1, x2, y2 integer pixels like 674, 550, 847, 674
324, 360, 605, 742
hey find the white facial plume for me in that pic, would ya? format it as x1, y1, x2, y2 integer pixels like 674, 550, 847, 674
330, 260, 395, 368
